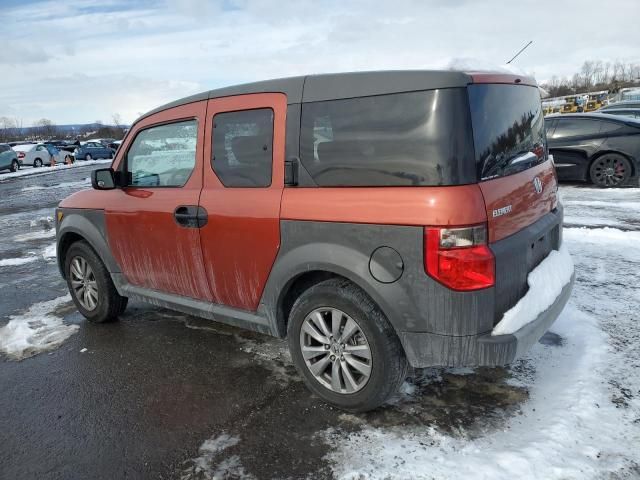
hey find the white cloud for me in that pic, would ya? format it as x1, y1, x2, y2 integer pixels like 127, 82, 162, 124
0, 0, 638, 125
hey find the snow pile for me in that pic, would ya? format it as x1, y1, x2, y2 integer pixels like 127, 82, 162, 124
325, 304, 638, 479
492, 244, 573, 336
13, 229, 56, 242
0, 256, 37, 267
0, 296, 78, 360
43, 242, 57, 259
181, 433, 255, 480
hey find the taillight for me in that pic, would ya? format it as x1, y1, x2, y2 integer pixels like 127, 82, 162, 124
424, 225, 495, 291
17, 152, 24, 159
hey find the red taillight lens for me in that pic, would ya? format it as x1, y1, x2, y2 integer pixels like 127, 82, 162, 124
17, 152, 24, 159
425, 226, 495, 291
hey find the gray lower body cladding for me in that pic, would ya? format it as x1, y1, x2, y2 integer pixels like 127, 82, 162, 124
57, 206, 569, 369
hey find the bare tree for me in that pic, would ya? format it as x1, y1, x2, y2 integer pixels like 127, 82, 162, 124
32, 118, 58, 140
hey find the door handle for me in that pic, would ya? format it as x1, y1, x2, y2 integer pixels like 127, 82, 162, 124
174, 206, 208, 228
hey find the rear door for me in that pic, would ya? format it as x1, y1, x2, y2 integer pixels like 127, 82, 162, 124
104, 101, 213, 301
199, 93, 286, 310
468, 82, 561, 323
547, 118, 605, 180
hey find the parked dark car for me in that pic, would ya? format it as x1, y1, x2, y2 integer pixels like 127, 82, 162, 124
0, 143, 20, 172
56, 70, 573, 411
46, 140, 76, 152
75, 141, 115, 161
545, 113, 640, 187
600, 100, 640, 111
599, 108, 640, 120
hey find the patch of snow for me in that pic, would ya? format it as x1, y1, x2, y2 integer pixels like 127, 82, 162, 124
0, 296, 78, 360
80, 348, 87, 353
0, 256, 38, 267
13, 229, 56, 242
42, 243, 57, 259
564, 200, 640, 210
21, 178, 91, 192
325, 304, 638, 479
182, 433, 255, 480
492, 244, 574, 336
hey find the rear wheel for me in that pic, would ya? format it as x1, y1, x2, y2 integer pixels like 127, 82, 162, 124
64, 241, 127, 323
33, 158, 43, 168
288, 278, 407, 412
85, 154, 92, 161
10, 160, 19, 172
589, 153, 631, 187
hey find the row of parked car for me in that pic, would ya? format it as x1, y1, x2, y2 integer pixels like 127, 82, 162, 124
0, 138, 122, 173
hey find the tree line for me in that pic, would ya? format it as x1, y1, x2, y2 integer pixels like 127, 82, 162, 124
541, 60, 640, 98
0, 114, 127, 143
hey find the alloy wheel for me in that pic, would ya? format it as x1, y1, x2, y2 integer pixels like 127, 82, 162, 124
299, 307, 372, 394
70, 256, 99, 311
592, 155, 628, 187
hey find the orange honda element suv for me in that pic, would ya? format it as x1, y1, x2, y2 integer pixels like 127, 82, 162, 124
57, 71, 574, 411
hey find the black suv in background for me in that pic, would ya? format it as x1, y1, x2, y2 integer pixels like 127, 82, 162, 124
545, 113, 640, 187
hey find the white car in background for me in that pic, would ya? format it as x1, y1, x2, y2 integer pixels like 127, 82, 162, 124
12, 144, 70, 168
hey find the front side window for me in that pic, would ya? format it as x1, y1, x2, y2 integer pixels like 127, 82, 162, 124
212, 108, 274, 187
299, 89, 475, 186
126, 119, 197, 187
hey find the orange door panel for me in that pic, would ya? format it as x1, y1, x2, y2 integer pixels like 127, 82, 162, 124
105, 101, 213, 301
199, 93, 287, 310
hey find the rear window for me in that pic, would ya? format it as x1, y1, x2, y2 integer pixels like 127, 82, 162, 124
468, 84, 546, 180
299, 89, 475, 186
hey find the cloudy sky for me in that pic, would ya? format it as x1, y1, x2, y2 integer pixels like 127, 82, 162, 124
1, 0, 639, 125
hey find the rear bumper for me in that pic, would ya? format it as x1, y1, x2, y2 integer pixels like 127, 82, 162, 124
401, 273, 574, 368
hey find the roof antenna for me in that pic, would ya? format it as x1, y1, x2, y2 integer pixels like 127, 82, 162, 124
506, 40, 533, 64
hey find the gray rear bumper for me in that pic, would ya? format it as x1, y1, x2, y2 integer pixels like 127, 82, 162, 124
400, 273, 575, 368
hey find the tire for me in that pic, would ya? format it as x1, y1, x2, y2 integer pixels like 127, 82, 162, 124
10, 160, 19, 172
64, 241, 128, 323
109, 151, 114, 159
33, 158, 43, 168
288, 278, 408, 412
589, 153, 632, 187
85, 154, 92, 161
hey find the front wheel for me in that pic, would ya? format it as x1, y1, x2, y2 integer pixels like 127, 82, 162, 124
288, 278, 407, 412
33, 158, 43, 168
64, 241, 128, 323
85, 154, 92, 161
589, 153, 631, 187
10, 160, 19, 172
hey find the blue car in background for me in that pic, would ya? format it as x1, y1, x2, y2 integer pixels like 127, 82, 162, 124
0, 143, 20, 172
75, 141, 115, 161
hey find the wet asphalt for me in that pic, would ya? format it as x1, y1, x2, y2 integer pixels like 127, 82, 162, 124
0, 166, 603, 479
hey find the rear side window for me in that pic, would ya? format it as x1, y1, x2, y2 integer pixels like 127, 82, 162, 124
212, 108, 274, 187
126, 119, 197, 187
469, 84, 546, 180
299, 89, 475, 186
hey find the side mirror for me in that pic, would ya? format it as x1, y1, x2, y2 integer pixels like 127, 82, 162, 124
92, 168, 116, 190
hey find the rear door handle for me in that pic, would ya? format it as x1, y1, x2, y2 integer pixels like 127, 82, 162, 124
174, 206, 208, 228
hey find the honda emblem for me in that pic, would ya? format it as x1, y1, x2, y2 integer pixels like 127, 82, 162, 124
533, 177, 543, 194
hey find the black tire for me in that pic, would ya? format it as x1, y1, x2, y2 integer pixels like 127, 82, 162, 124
10, 160, 19, 172
85, 154, 92, 161
33, 158, 43, 168
288, 278, 408, 412
589, 153, 632, 188
64, 241, 127, 323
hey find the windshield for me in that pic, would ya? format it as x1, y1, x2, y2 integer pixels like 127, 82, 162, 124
468, 84, 547, 180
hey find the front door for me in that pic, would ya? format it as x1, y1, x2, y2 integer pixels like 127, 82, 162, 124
199, 93, 287, 310
105, 101, 213, 301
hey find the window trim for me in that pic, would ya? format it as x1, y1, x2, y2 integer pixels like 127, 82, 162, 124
210, 107, 275, 188
122, 116, 199, 189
